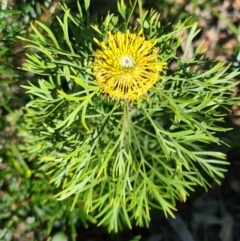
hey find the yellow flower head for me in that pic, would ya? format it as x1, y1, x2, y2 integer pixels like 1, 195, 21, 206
93, 30, 167, 102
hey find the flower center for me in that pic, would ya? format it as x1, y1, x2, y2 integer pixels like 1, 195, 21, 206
119, 55, 134, 68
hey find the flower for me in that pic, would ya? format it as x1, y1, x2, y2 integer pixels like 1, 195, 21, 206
93, 30, 167, 102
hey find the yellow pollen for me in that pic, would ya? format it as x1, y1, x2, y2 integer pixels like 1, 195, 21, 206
120, 56, 134, 68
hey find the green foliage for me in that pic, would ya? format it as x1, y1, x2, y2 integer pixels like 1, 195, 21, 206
1, 116, 96, 240
0, 159, 78, 241
17, 0, 240, 233
0, 2, 21, 76
0, 1, 20, 132
0, 2, 93, 240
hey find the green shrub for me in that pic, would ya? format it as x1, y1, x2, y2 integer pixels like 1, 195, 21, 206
17, 0, 240, 233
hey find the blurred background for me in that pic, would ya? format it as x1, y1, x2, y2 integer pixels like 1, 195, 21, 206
1, 0, 240, 240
